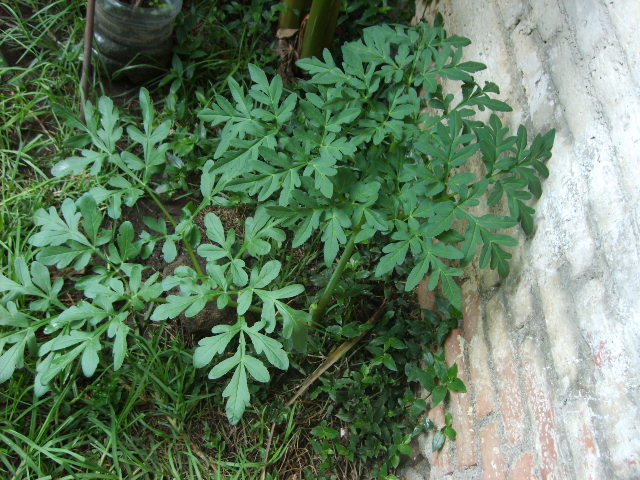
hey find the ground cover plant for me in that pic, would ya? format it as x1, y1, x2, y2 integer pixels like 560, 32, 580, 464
0, 1, 554, 478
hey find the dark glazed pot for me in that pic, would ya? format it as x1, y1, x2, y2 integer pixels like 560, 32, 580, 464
93, 0, 182, 82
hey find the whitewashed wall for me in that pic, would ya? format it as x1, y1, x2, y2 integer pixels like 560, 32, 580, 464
403, 1, 640, 479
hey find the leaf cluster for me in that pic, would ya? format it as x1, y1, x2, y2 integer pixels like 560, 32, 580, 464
198, 21, 555, 313
1, 20, 554, 433
305, 295, 463, 477
1, 90, 309, 424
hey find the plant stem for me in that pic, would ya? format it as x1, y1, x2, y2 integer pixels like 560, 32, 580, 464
143, 186, 205, 278
312, 227, 359, 325
279, 0, 312, 30
300, 0, 341, 59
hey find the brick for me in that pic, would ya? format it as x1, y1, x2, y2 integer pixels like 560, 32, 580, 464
509, 276, 534, 330
468, 335, 495, 418
477, 266, 501, 294
510, 453, 535, 480
433, 439, 456, 476
445, 330, 477, 469
451, 396, 477, 469
585, 150, 640, 317
538, 272, 581, 396
509, 21, 555, 131
521, 340, 562, 480
589, 46, 640, 212
398, 466, 425, 480
494, 0, 527, 31
546, 37, 599, 140
574, 280, 640, 476
416, 276, 437, 312
532, 130, 595, 277
562, 0, 610, 58
436, 0, 520, 123
525, 130, 597, 278
423, 404, 455, 476
487, 298, 525, 446
528, 0, 564, 41
480, 422, 506, 480
563, 399, 604, 480
462, 281, 482, 341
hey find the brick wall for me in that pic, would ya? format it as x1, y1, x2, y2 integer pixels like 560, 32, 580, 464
403, 1, 640, 479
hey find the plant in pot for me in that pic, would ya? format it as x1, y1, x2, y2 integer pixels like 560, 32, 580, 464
93, 0, 182, 83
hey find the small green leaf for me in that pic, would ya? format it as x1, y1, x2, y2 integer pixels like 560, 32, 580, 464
243, 355, 270, 383
151, 295, 198, 321
208, 351, 242, 379
432, 430, 446, 451
81, 338, 101, 377
162, 238, 178, 263
194, 326, 241, 368
431, 385, 448, 407
276, 301, 309, 352
445, 412, 453, 427
0, 337, 28, 383
109, 317, 129, 371
204, 212, 225, 245
230, 259, 248, 286
117, 221, 139, 261
223, 364, 250, 424
77, 194, 103, 243
444, 426, 457, 441
244, 326, 289, 370
254, 260, 281, 288
448, 378, 466, 393
382, 353, 398, 371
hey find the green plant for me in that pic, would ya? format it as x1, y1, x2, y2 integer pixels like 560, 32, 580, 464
279, 0, 416, 60
301, 291, 463, 478
1, 18, 553, 449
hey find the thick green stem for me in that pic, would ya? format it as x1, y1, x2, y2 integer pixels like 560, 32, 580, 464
279, 0, 312, 29
312, 228, 359, 325
300, 0, 341, 59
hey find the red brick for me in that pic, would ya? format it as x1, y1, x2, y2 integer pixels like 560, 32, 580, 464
580, 422, 600, 480
510, 453, 535, 480
416, 277, 437, 311
445, 329, 464, 366
521, 340, 561, 480
451, 388, 477, 469
428, 402, 446, 426
462, 281, 482, 340
564, 402, 604, 480
468, 336, 495, 417
487, 300, 525, 446
480, 422, 507, 480
445, 330, 477, 469
427, 404, 455, 475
